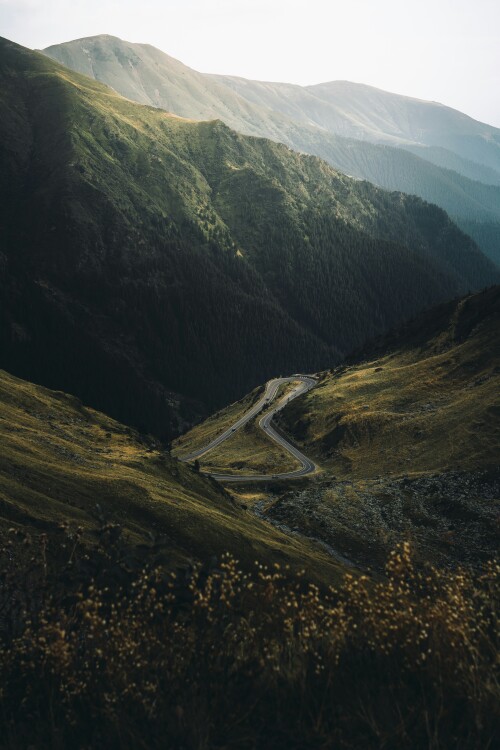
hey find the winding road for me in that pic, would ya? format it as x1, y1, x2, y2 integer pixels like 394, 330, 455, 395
179, 375, 318, 483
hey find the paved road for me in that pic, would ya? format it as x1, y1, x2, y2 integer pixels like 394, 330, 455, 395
179, 375, 318, 483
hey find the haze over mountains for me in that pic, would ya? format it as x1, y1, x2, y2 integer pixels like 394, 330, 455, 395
43, 35, 500, 266
1, 37, 497, 440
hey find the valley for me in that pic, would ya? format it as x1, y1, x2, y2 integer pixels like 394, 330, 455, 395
176, 375, 317, 480
1, 37, 498, 445
0, 367, 343, 584
177, 286, 500, 570
0, 20, 499, 749
2, 284, 498, 748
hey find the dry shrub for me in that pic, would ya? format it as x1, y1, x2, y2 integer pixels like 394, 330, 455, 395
0, 530, 498, 749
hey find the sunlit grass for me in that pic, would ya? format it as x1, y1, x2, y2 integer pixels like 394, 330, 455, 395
201, 419, 301, 476
0, 368, 343, 584
280, 294, 500, 479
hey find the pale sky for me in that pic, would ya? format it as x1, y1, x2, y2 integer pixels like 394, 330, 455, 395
1, 0, 499, 127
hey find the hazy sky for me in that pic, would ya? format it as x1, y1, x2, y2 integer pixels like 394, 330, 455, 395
2, 0, 499, 126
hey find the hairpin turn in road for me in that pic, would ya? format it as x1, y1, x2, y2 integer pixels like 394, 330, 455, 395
179, 375, 318, 483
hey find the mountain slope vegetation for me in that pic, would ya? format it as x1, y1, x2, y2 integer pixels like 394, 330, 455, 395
181, 287, 500, 568
1, 37, 497, 439
270, 286, 500, 567
281, 286, 500, 477
0, 366, 342, 582
43, 35, 500, 265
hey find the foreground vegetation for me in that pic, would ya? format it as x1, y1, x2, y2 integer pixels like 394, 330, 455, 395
1, 530, 498, 749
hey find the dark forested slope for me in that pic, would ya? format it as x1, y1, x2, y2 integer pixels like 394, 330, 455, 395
1, 38, 497, 437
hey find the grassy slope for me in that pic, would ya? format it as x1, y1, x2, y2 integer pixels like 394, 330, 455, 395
270, 287, 500, 567
196, 419, 302, 477
173, 381, 302, 476
172, 385, 265, 456
183, 288, 500, 567
43, 35, 305, 145
0, 368, 344, 583
281, 287, 500, 477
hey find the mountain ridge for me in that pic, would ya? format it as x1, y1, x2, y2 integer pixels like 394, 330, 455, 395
1, 37, 497, 440
42, 34, 500, 266
44, 35, 500, 175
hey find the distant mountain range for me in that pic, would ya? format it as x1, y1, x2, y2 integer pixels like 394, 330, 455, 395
1, 37, 497, 438
43, 35, 500, 266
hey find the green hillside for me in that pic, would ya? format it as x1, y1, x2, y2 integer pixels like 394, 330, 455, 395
43, 35, 500, 265
281, 286, 500, 477
43, 35, 299, 143
0, 367, 344, 582
180, 287, 500, 569
1, 37, 497, 441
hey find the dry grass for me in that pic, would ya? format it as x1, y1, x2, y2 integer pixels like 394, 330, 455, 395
1, 533, 498, 750
200, 418, 301, 476
0, 368, 343, 584
172, 384, 265, 457
279, 293, 500, 479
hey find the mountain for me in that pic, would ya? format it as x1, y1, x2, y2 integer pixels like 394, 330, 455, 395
179, 286, 500, 569
1, 37, 497, 439
220, 77, 500, 175
43, 35, 500, 265
43, 35, 500, 179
